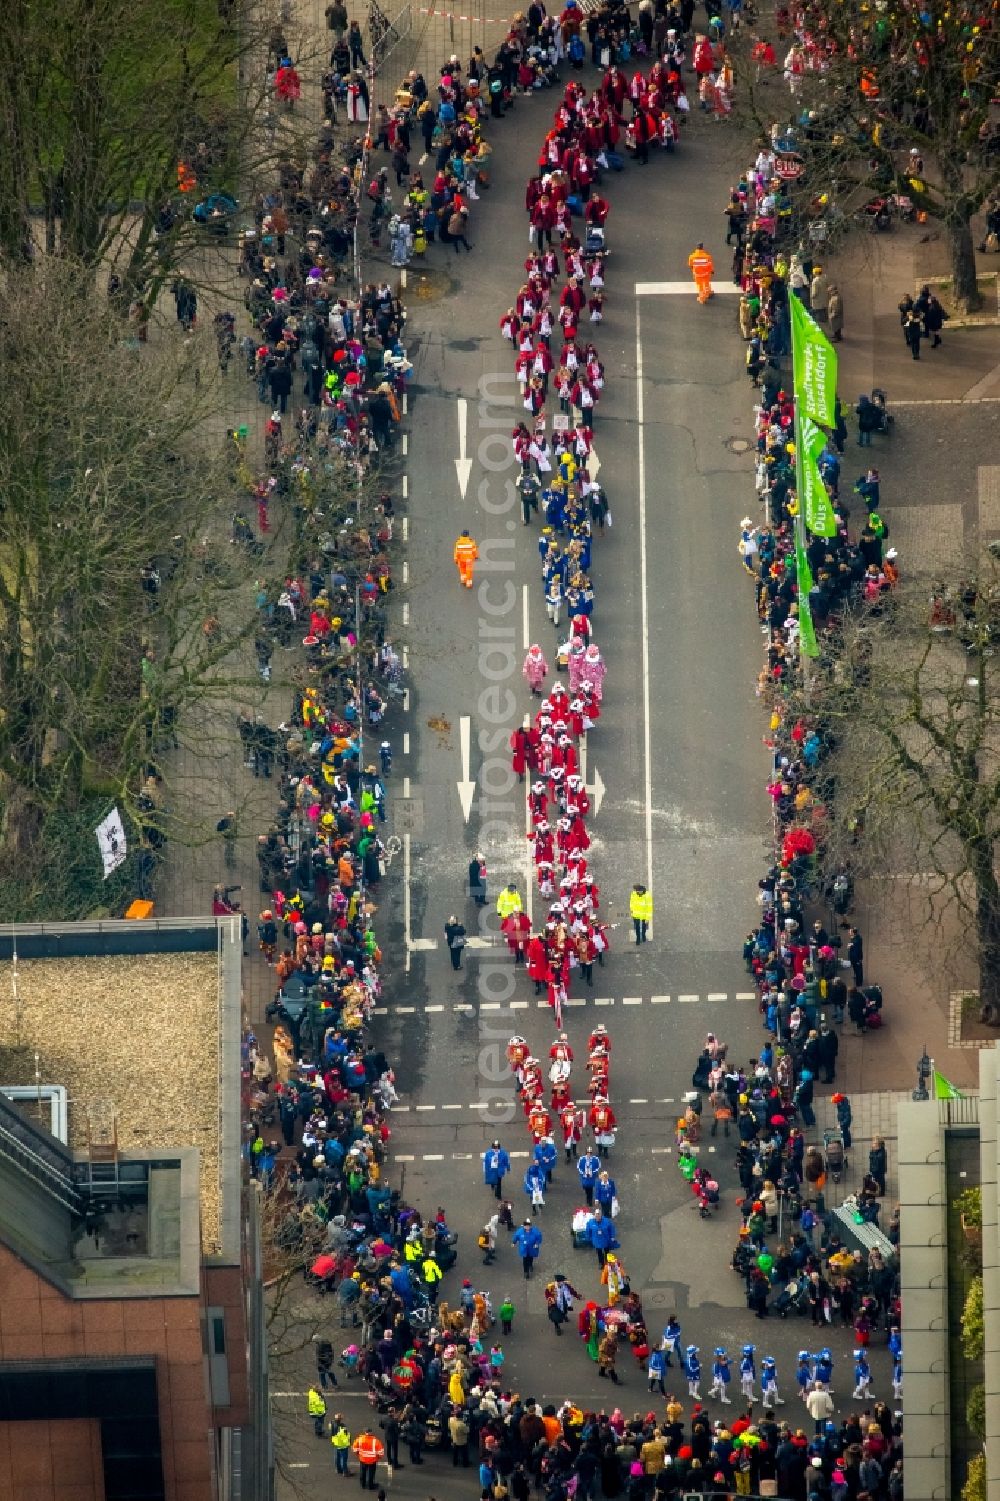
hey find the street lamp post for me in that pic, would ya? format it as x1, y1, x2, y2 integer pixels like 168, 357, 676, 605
912, 1048, 932, 1101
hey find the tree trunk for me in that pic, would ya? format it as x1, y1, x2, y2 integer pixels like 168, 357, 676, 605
974, 841, 1000, 1023
950, 218, 982, 314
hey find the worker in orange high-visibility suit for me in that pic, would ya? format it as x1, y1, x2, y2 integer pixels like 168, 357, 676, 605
687, 242, 715, 304
454, 529, 479, 588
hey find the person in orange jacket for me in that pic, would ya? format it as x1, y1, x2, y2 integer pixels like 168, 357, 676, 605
454, 529, 479, 588
352, 1428, 385, 1488
687, 242, 715, 303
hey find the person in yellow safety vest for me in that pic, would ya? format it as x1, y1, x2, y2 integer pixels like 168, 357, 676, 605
454, 528, 479, 588
331, 1418, 353, 1475
308, 1385, 328, 1437
352, 1428, 385, 1488
497, 882, 523, 920
687, 242, 715, 304
629, 883, 653, 944
403, 1231, 422, 1262
422, 1254, 444, 1301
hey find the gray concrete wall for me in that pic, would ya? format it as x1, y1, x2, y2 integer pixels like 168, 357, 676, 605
899, 1097, 951, 1501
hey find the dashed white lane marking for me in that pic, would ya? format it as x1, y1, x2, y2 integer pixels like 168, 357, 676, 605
402, 433, 409, 456
403, 559, 409, 583
402, 601, 410, 625
403, 688, 410, 710
387, 1098, 682, 1114
403, 776, 411, 797
402, 474, 409, 498
403, 731, 410, 753
402, 515, 409, 542
651, 1146, 673, 1154
424, 1153, 444, 1161
379, 995, 758, 1020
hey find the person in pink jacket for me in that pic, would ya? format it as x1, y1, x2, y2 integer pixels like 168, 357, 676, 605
523, 644, 549, 694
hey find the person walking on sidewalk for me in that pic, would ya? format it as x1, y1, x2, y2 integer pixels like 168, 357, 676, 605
454, 529, 479, 587
630, 883, 652, 943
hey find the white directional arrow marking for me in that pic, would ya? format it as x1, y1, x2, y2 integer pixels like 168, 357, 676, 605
455, 397, 472, 498
579, 740, 605, 816
457, 714, 476, 821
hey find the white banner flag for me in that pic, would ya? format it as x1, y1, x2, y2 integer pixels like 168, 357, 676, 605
95, 808, 127, 879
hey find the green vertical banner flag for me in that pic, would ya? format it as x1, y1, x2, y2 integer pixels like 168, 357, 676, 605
797, 412, 838, 538
789, 294, 839, 427
934, 1070, 964, 1101
794, 533, 819, 658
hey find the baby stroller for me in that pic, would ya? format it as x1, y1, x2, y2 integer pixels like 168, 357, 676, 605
862, 983, 884, 1029
869, 390, 893, 434
774, 1275, 809, 1318
823, 1129, 846, 1183
585, 224, 606, 256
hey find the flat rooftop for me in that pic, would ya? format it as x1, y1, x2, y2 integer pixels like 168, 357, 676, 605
0, 920, 242, 1259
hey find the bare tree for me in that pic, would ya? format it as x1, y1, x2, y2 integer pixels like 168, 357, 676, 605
730, 9, 1000, 308
799, 556, 1000, 1018
0, 0, 318, 304
0, 261, 267, 907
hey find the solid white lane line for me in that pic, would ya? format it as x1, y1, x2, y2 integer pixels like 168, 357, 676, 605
636, 300, 655, 911
403, 831, 413, 974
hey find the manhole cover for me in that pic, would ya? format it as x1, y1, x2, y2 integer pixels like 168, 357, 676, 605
409, 267, 454, 302
725, 436, 751, 454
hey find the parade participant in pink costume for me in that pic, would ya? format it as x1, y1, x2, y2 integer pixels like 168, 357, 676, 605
523, 644, 549, 694
579, 641, 606, 701
566, 638, 588, 695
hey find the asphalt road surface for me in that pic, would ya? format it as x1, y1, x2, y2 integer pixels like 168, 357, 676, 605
273, 77, 898, 1501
